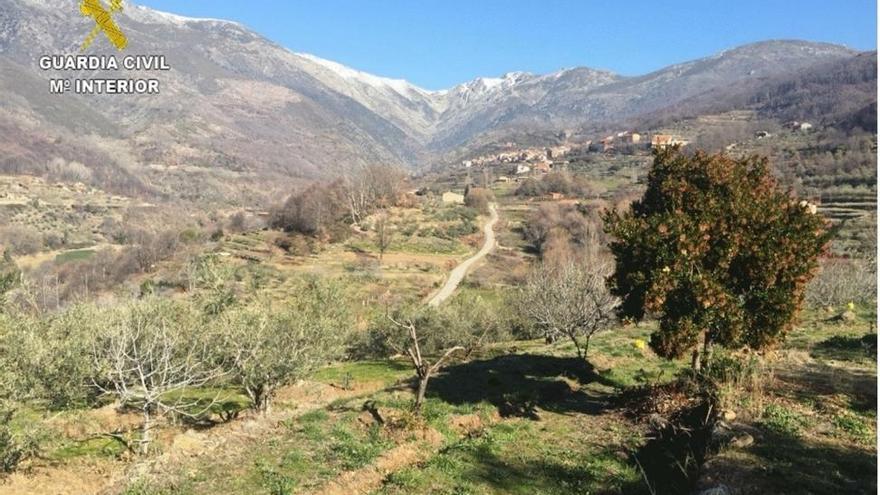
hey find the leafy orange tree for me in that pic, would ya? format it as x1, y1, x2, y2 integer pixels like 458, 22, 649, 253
603, 148, 831, 370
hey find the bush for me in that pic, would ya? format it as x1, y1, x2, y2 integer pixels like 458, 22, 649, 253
17, 227, 186, 311
761, 403, 809, 437
270, 181, 348, 238
604, 149, 831, 367
272, 233, 311, 256
0, 227, 42, 256
464, 187, 493, 214
0, 407, 40, 474
0, 307, 101, 409
523, 203, 604, 261
515, 172, 593, 198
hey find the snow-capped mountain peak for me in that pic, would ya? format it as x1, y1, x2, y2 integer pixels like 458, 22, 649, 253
123, 5, 245, 28
293, 52, 434, 97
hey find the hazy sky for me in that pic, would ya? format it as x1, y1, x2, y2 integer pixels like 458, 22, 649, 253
137, 0, 877, 90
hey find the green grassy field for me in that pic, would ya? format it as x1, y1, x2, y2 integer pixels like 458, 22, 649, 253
54, 249, 96, 264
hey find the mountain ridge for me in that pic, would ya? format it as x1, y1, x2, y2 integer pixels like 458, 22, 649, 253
0, 0, 872, 205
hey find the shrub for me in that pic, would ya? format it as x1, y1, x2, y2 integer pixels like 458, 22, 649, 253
464, 187, 493, 214
273, 233, 313, 256
515, 172, 593, 198
523, 203, 604, 260
0, 306, 101, 409
604, 149, 831, 369
0, 407, 40, 474
0, 226, 42, 256
833, 412, 873, 444
270, 181, 348, 237
227, 211, 247, 233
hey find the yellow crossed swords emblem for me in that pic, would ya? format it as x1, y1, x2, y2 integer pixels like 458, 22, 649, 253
80, 0, 128, 51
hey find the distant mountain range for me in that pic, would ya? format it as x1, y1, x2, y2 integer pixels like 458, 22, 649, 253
0, 0, 875, 203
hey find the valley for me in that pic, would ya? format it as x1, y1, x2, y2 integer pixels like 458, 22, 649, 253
0, 1, 876, 494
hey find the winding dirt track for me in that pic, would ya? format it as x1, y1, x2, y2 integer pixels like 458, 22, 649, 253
427, 203, 499, 307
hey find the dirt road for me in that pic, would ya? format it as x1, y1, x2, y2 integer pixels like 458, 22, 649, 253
427, 203, 499, 306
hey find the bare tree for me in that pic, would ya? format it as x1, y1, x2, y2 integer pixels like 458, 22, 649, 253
343, 173, 371, 227
92, 299, 222, 454
375, 212, 393, 262
343, 164, 407, 226
521, 260, 619, 359
386, 311, 464, 411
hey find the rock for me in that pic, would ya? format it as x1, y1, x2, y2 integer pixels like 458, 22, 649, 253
696, 485, 732, 495
720, 409, 737, 422
730, 432, 754, 448
711, 421, 730, 438
710, 421, 734, 446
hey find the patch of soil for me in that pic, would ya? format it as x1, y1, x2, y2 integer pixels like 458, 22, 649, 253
2, 458, 125, 495
313, 429, 444, 495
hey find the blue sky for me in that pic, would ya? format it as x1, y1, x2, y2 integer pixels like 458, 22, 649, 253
137, 0, 877, 90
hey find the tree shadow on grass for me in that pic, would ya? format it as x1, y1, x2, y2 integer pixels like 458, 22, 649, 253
701, 427, 877, 495
773, 360, 877, 413
428, 353, 617, 419
429, 439, 649, 495
811, 333, 877, 363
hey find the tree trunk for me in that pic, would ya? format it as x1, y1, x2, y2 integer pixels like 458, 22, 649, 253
413, 372, 430, 412
258, 394, 272, 415
691, 348, 702, 373
140, 409, 153, 455
247, 384, 270, 415
700, 333, 714, 372
571, 335, 585, 360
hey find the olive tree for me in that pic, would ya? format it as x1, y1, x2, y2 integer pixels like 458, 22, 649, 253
603, 148, 830, 370
376, 299, 497, 411
91, 298, 223, 454
0, 305, 101, 409
521, 260, 619, 359
212, 278, 351, 413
